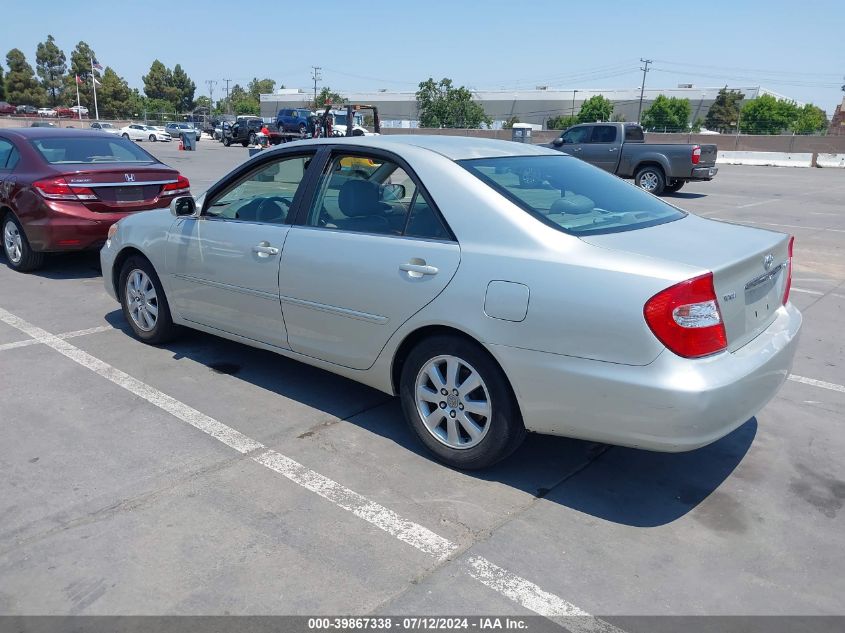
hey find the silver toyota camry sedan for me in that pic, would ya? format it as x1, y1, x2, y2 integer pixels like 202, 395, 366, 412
101, 136, 802, 469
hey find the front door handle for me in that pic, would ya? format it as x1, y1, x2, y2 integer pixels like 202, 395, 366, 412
609, 147, 618, 151
399, 262, 439, 278
252, 242, 279, 257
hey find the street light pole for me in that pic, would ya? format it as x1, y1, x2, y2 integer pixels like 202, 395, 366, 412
637, 58, 652, 124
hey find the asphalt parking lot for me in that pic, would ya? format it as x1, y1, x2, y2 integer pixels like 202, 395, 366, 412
1, 138, 843, 626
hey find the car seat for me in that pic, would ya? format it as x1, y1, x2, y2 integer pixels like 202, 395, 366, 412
336, 179, 391, 233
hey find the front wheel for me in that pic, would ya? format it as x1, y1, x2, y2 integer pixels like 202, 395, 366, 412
664, 180, 685, 193
122, 133, 130, 139
248, 132, 256, 145
635, 166, 666, 195
149, 134, 156, 142
119, 256, 179, 344
3, 214, 45, 272
223, 136, 231, 147
400, 335, 526, 469
298, 123, 307, 136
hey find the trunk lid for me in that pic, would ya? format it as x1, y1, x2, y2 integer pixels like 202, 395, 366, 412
580, 214, 790, 351
61, 166, 179, 212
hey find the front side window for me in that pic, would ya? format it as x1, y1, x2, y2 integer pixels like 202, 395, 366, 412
561, 126, 592, 144
458, 155, 685, 236
306, 153, 448, 239
205, 154, 313, 224
29, 137, 155, 164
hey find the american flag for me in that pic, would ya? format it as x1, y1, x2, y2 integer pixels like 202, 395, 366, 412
75, 74, 83, 85
92, 58, 103, 71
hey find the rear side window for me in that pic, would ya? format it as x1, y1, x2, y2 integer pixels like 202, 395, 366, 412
458, 155, 685, 236
624, 126, 645, 141
29, 137, 156, 164
590, 125, 617, 143
0, 139, 16, 170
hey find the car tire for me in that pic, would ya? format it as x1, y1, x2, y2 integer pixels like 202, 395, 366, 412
298, 123, 307, 136
635, 166, 666, 195
241, 141, 249, 147
2, 213, 45, 272
119, 255, 179, 345
223, 137, 231, 147
122, 133, 130, 139
664, 180, 685, 193
149, 134, 156, 142
399, 334, 526, 470
248, 132, 256, 145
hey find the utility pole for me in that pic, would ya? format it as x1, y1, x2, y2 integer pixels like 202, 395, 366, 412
311, 66, 322, 105
637, 58, 652, 124
223, 78, 232, 114
205, 79, 217, 109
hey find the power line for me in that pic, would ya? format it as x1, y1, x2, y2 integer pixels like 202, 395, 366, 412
205, 79, 217, 109
637, 59, 652, 123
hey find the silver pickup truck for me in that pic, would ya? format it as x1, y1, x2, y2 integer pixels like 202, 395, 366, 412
548, 122, 718, 195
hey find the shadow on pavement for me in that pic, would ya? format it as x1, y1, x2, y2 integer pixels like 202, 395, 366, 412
665, 191, 708, 199
103, 308, 755, 529
0, 250, 101, 279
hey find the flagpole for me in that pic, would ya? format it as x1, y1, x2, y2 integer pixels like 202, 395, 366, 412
75, 76, 82, 120
90, 58, 100, 121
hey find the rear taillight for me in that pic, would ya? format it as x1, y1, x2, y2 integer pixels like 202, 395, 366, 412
782, 236, 794, 305
644, 272, 727, 359
162, 174, 190, 196
33, 176, 97, 201
691, 145, 701, 165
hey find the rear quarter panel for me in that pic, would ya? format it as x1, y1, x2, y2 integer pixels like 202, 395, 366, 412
105, 209, 174, 295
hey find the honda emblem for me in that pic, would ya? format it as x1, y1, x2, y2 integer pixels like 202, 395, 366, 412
124, 173, 136, 183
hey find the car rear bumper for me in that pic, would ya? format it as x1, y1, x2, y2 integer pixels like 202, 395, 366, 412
690, 165, 718, 180
488, 301, 801, 452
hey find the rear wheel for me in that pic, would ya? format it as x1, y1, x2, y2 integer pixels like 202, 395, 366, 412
298, 123, 307, 136
400, 334, 526, 469
248, 132, 256, 145
119, 256, 179, 344
635, 165, 666, 195
2, 214, 45, 272
664, 180, 685, 193
122, 133, 130, 139
223, 136, 231, 147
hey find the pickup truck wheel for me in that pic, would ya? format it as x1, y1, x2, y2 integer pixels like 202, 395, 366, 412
248, 132, 256, 145
241, 140, 249, 147
298, 123, 307, 135
223, 136, 231, 147
635, 166, 666, 195
664, 180, 685, 193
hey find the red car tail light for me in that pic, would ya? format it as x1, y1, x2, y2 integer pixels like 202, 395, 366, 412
644, 272, 727, 359
691, 145, 701, 165
33, 176, 97, 201
783, 236, 794, 305
162, 174, 191, 196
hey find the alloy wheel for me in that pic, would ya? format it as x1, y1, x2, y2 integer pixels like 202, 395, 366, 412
3, 220, 23, 264
639, 172, 659, 192
125, 268, 159, 332
414, 355, 492, 450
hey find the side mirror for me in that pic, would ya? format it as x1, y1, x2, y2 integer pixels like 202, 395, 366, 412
552, 137, 564, 147
380, 183, 406, 201
170, 196, 197, 217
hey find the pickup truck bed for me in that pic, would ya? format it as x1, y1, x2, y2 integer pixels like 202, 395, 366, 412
548, 122, 717, 195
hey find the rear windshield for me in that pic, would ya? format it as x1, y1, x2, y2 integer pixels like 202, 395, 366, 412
457, 155, 685, 236
30, 137, 156, 165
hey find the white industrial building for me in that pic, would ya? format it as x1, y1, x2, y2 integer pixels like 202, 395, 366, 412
260, 85, 799, 129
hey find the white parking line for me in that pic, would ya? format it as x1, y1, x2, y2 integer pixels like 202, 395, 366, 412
0, 306, 618, 629
737, 199, 779, 209
791, 287, 825, 296
0, 324, 113, 352
788, 375, 845, 395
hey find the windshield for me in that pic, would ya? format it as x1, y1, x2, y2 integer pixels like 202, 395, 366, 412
457, 155, 685, 236
30, 137, 156, 164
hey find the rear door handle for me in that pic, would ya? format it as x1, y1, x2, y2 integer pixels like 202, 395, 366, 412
399, 262, 439, 277
252, 242, 279, 257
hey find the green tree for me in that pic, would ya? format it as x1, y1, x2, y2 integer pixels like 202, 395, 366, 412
35, 35, 67, 106
0, 65, 5, 101
194, 95, 212, 111
227, 84, 259, 115
502, 116, 520, 129
791, 103, 828, 135
248, 77, 275, 101
5, 49, 46, 106
97, 67, 133, 119
171, 64, 195, 111
641, 95, 692, 132
546, 114, 578, 130
577, 95, 613, 123
61, 41, 97, 110
704, 88, 744, 133
740, 94, 798, 135
416, 77, 491, 128
314, 86, 345, 108
142, 60, 179, 109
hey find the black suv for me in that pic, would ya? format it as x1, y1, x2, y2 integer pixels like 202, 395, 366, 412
223, 117, 265, 147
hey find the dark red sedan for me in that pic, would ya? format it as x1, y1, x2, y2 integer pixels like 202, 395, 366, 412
0, 128, 190, 272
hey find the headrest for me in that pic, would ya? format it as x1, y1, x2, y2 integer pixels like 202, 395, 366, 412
338, 179, 390, 217
548, 194, 594, 215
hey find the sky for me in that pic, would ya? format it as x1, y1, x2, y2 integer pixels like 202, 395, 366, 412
2, 0, 843, 112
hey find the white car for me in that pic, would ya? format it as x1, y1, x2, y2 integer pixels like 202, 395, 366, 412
90, 122, 121, 135
71, 105, 89, 116
119, 124, 155, 142
37, 108, 57, 118
142, 125, 172, 142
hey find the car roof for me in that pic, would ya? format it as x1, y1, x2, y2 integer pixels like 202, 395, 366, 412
285, 134, 559, 161
0, 127, 123, 141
